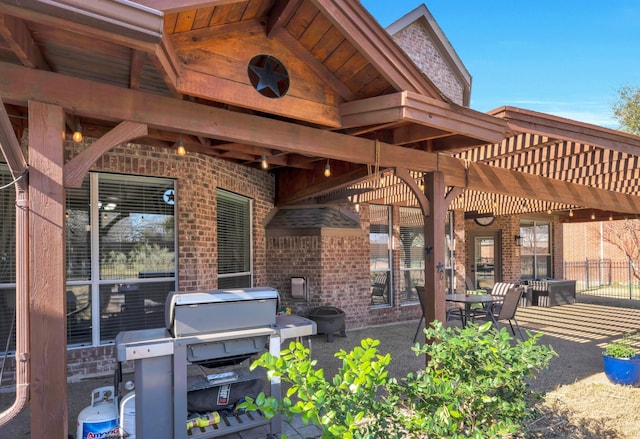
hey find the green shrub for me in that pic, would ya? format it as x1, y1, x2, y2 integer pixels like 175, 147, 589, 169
240, 321, 555, 438
395, 321, 556, 437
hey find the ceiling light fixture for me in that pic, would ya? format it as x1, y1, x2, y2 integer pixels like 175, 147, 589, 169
72, 122, 83, 143
261, 155, 268, 170
324, 159, 331, 177
176, 136, 186, 156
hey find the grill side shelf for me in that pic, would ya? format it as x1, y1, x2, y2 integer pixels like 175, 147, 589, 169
186, 410, 271, 438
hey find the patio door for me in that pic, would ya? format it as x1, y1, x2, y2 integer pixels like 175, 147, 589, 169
467, 230, 502, 289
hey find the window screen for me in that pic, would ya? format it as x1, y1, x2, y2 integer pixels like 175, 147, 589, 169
399, 207, 424, 303
1, 169, 177, 348
520, 220, 552, 280
217, 189, 252, 288
370, 205, 391, 306
97, 175, 176, 342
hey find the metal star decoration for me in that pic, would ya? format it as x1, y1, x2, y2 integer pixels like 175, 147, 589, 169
436, 262, 445, 273
248, 55, 289, 98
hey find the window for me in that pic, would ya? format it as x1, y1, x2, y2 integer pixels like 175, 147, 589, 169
0, 165, 17, 352
370, 205, 391, 306
520, 220, 551, 280
1, 167, 177, 350
444, 211, 455, 293
217, 189, 252, 288
399, 207, 424, 304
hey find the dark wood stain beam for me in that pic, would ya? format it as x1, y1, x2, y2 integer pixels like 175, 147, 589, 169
3, 62, 640, 214
0, 13, 48, 69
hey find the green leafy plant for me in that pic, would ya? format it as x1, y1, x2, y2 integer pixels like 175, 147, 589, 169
240, 322, 556, 438
240, 338, 397, 438
604, 332, 638, 359
395, 321, 556, 438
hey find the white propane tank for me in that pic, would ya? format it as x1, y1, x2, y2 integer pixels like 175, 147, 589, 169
119, 391, 136, 439
76, 386, 119, 439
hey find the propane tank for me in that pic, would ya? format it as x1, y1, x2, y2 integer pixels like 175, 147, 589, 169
119, 391, 136, 439
76, 386, 119, 439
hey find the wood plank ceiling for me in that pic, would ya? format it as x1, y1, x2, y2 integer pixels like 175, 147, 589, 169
1, 0, 640, 220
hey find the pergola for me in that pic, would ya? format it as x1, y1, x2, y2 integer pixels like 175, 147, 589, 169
1, 0, 640, 436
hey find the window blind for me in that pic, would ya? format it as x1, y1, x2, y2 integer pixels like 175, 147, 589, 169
217, 189, 252, 288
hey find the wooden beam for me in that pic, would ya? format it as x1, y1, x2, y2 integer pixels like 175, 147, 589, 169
276, 164, 370, 205
274, 27, 355, 101
392, 123, 450, 145
267, 0, 302, 38
311, 0, 442, 98
395, 167, 429, 215
64, 121, 148, 188
0, 13, 48, 69
0, 1, 180, 95
455, 133, 554, 163
0, 0, 163, 44
178, 67, 342, 128
423, 171, 446, 328
0, 98, 27, 189
28, 100, 67, 439
134, 0, 246, 14
129, 49, 146, 90
3, 63, 640, 214
492, 106, 640, 156
341, 91, 508, 144
147, 35, 181, 97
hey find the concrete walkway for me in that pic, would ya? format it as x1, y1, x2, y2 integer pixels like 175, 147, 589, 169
3, 294, 640, 438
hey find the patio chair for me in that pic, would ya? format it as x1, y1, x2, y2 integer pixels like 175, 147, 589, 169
413, 286, 465, 342
370, 273, 388, 305
471, 281, 516, 319
475, 287, 525, 340
465, 275, 486, 293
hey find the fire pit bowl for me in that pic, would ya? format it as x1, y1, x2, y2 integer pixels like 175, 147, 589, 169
307, 306, 346, 342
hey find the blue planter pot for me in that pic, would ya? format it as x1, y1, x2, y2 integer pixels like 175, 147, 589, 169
602, 354, 640, 386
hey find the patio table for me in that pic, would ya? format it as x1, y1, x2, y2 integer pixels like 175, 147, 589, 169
445, 293, 502, 327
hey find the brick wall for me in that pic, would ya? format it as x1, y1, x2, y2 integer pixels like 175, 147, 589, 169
266, 204, 423, 332
563, 222, 608, 262
32, 136, 275, 381
392, 22, 465, 105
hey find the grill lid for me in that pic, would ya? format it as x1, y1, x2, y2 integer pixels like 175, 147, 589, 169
165, 287, 280, 337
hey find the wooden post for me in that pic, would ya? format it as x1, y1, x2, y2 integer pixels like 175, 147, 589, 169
28, 100, 67, 438
423, 171, 446, 326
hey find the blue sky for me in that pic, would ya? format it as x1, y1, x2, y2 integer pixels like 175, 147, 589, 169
361, 1, 640, 129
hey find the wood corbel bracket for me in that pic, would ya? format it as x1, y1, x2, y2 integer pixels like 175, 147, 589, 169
64, 121, 148, 188
394, 167, 430, 216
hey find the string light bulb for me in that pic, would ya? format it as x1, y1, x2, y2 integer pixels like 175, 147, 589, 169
324, 159, 331, 177
176, 136, 186, 156
609, 213, 613, 221
569, 209, 574, 217
591, 212, 596, 220
72, 122, 83, 143
261, 155, 268, 170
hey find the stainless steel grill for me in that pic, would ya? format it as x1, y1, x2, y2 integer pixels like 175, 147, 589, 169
115, 287, 316, 439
